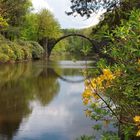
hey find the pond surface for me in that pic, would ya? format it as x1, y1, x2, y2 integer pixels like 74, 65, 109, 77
0, 57, 116, 140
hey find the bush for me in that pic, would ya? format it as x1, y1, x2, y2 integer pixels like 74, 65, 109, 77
17, 40, 32, 59
29, 41, 44, 59
101, 9, 140, 64
0, 44, 16, 61
8, 42, 25, 60
82, 9, 140, 138
0, 53, 10, 63
0, 35, 44, 63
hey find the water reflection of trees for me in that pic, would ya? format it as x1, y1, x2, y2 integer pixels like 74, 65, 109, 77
0, 62, 60, 139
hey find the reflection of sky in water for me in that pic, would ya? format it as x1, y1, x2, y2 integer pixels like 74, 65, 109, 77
0, 61, 117, 140
13, 79, 94, 140
13, 76, 116, 140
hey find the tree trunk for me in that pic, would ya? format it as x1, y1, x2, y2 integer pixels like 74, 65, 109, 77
39, 38, 49, 60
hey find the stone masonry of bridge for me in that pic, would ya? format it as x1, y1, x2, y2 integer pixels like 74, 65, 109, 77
43, 33, 114, 63
44, 33, 98, 58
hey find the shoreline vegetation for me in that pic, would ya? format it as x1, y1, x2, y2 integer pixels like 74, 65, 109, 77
0, 34, 44, 64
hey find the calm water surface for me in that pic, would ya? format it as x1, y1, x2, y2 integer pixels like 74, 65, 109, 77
0, 57, 116, 140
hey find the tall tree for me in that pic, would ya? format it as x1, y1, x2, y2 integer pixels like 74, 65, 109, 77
21, 9, 62, 42
37, 9, 62, 41
0, 0, 32, 26
21, 13, 39, 41
36, 9, 62, 57
0, 0, 32, 39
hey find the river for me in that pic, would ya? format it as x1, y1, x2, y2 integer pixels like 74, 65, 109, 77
0, 56, 116, 140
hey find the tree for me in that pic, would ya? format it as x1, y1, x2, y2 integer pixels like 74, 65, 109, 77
36, 9, 62, 58
0, 0, 32, 39
82, 9, 140, 139
0, 0, 32, 26
37, 9, 62, 40
68, 0, 140, 18
21, 9, 62, 41
21, 13, 39, 41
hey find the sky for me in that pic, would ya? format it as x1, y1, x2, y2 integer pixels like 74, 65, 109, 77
32, 0, 103, 29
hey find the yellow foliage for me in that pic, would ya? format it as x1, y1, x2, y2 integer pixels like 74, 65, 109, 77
137, 59, 140, 72
85, 110, 92, 117
138, 59, 140, 64
134, 116, 140, 123
133, 116, 140, 136
82, 69, 120, 106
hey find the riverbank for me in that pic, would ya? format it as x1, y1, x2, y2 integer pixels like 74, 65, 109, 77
0, 34, 44, 63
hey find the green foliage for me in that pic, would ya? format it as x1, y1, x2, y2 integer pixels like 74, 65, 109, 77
0, 0, 32, 26
0, 15, 8, 29
29, 41, 44, 59
97, 9, 140, 138
61, 29, 93, 55
0, 34, 44, 63
17, 40, 32, 59
92, 124, 102, 131
0, 53, 10, 63
103, 9, 140, 64
17, 40, 44, 59
52, 40, 68, 54
21, 13, 39, 41
8, 42, 25, 60
37, 9, 62, 40
82, 9, 140, 139
76, 135, 93, 140
101, 132, 120, 140
0, 44, 16, 60
81, 45, 92, 56
20, 9, 62, 52
0, 0, 32, 40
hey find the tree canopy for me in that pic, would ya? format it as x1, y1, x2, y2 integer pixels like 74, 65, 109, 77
0, 0, 32, 26
21, 9, 62, 42
68, 0, 140, 18
37, 9, 62, 40
67, 0, 118, 18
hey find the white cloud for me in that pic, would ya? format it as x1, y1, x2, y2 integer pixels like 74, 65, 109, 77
32, 0, 103, 29
32, 0, 53, 12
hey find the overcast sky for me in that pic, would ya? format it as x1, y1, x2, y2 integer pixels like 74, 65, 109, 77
32, 0, 102, 29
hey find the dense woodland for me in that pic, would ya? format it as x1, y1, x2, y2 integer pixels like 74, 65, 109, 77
0, 0, 140, 139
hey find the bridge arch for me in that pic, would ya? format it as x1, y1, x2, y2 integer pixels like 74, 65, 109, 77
54, 33, 93, 46
48, 33, 98, 57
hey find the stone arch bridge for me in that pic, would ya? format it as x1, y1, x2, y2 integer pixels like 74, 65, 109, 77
43, 33, 114, 62
44, 33, 99, 58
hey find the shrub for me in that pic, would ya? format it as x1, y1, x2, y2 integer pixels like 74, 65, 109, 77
0, 44, 16, 61
29, 41, 44, 59
0, 53, 10, 63
17, 40, 32, 59
0, 35, 44, 63
8, 42, 25, 60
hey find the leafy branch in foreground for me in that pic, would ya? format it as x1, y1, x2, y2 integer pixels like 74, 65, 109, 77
82, 9, 140, 139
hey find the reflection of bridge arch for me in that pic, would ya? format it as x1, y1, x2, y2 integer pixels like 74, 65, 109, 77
52, 69, 85, 83
41, 67, 85, 83
47, 33, 98, 57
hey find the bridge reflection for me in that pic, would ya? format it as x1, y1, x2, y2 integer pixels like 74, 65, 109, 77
40, 67, 85, 83
0, 60, 88, 139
